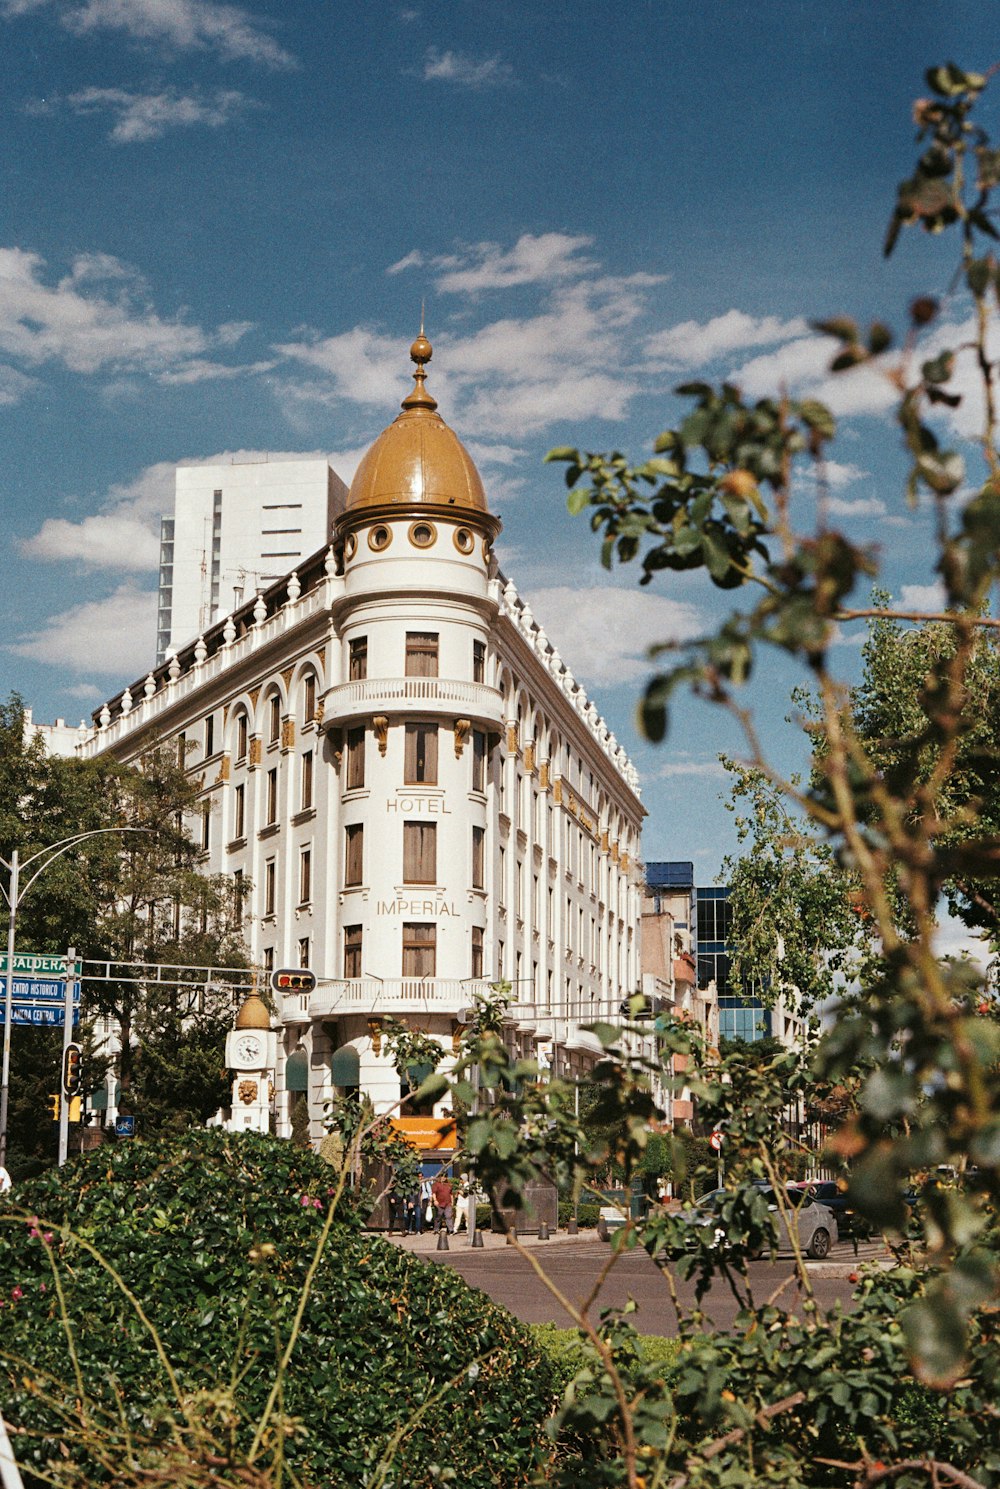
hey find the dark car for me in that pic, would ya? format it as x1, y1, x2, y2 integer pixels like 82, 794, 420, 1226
792, 1180, 869, 1239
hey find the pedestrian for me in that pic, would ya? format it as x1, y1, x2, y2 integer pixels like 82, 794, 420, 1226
420, 1174, 433, 1228
0, 1164, 11, 1196
405, 1184, 422, 1234
454, 1177, 469, 1232
431, 1174, 454, 1234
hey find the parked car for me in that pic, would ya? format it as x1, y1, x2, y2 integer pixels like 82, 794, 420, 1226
791, 1179, 869, 1239
680, 1184, 838, 1259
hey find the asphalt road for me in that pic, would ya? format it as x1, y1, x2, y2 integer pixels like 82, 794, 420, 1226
422, 1239, 861, 1334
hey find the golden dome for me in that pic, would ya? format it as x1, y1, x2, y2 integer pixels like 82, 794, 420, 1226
235, 993, 271, 1030
345, 333, 490, 517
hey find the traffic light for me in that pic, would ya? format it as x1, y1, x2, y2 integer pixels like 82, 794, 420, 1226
63, 1043, 82, 1096
47, 1092, 60, 1122
68, 1096, 81, 1124
270, 968, 317, 994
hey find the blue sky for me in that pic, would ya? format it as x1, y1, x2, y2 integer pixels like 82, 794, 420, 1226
0, 1, 994, 883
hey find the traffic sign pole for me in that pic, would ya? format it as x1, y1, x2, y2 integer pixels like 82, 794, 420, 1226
57, 947, 75, 1168
0, 849, 18, 1171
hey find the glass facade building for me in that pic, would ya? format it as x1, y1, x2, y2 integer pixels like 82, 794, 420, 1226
695, 886, 771, 1042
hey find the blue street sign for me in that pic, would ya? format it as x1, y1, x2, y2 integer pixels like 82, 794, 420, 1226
0, 1004, 80, 1026
115, 1115, 136, 1137
4, 977, 80, 1003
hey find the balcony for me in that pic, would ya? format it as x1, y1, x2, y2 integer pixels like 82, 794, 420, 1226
323, 676, 503, 728
281, 977, 501, 1023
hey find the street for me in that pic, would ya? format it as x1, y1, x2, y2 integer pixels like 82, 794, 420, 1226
405, 1235, 874, 1334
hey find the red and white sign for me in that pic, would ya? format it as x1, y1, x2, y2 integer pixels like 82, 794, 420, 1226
709, 1130, 724, 1152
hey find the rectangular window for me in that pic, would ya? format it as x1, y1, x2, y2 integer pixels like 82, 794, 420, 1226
405, 631, 438, 677
472, 639, 485, 683
262, 946, 274, 974
345, 823, 364, 886
403, 821, 437, 884
498, 844, 506, 908
472, 730, 486, 792
204, 715, 215, 758
472, 826, 485, 889
233, 868, 244, 927
299, 846, 312, 905
303, 673, 317, 721
301, 750, 313, 810
177, 732, 187, 767
268, 694, 281, 744
402, 922, 436, 978
266, 767, 278, 825
471, 925, 484, 980
200, 800, 211, 851
298, 935, 310, 968
264, 859, 276, 916
346, 727, 366, 790
344, 924, 363, 979
497, 940, 504, 978
404, 723, 438, 783
349, 636, 367, 681
233, 782, 245, 839
237, 713, 248, 762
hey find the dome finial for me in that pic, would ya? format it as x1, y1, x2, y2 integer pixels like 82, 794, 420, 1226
403, 313, 436, 412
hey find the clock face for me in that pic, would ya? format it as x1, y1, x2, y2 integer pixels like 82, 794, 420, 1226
235, 1035, 263, 1064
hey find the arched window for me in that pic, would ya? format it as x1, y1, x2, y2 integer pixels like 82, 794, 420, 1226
331, 1044, 360, 1090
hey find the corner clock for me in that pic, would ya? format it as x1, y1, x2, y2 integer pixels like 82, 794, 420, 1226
234, 1033, 264, 1066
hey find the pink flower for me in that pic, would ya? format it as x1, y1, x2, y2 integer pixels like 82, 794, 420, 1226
39, 1283, 47, 1293
11, 1287, 23, 1301
299, 1194, 310, 1206
43, 1233, 52, 1245
312, 1197, 322, 1209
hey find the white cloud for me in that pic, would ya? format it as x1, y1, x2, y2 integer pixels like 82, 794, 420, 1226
278, 261, 662, 437
826, 494, 887, 517
0, 362, 37, 404
6, 581, 159, 677
3, 0, 294, 67
422, 47, 512, 89
898, 582, 947, 612
59, 86, 256, 142
433, 233, 598, 294
523, 585, 702, 687
0, 246, 258, 381
732, 335, 897, 419
654, 756, 727, 779
645, 310, 809, 369
386, 249, 425, 276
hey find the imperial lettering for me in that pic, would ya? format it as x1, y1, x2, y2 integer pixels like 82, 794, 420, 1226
376, 899, 458, 916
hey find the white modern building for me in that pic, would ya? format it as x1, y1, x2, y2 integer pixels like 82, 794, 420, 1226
157, 458, 348, 661
83, 334, 648, 1141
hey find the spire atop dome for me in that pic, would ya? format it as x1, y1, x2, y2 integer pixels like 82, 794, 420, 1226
401, 319, 437, 412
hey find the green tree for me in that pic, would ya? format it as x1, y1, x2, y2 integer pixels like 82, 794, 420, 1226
1, 698, 251, 1170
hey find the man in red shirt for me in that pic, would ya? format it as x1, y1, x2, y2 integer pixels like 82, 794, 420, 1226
431, 1175, 454, 1234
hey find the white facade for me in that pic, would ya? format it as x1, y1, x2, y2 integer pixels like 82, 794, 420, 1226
157, 458, 348, 661
84, 340, 647, 1141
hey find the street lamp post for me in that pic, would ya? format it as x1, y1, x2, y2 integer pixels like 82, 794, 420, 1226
0, 828, 152, 1170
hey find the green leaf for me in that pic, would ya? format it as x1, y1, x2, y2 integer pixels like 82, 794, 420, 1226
567, 487, 591, 516
811, 316, 858, 342
900, 1294, 968, 1389
545, 446, 579, 462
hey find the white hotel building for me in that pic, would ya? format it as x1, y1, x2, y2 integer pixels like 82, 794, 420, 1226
82, 335, 648, 1141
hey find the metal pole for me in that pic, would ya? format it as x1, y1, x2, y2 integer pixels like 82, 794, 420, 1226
57, 947, 75, 1168
0, 849, 19, 1171
467, 1057, 480, 1247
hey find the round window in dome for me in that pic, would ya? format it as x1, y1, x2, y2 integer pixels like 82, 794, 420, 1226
408, 521, 437, 549
368, 524, 392, 552
481, 537, 492, 564
344, 532, 357, 561
453, 527, 475, 555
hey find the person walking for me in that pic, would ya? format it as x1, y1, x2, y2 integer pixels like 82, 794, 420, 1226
431, 1174, 454, 1234
404, 1181, 422, 1234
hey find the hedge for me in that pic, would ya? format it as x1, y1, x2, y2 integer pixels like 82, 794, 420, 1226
0, 1130, 556, 1488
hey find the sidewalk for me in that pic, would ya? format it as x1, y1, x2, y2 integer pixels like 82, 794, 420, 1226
375, 1224, 602, 1254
